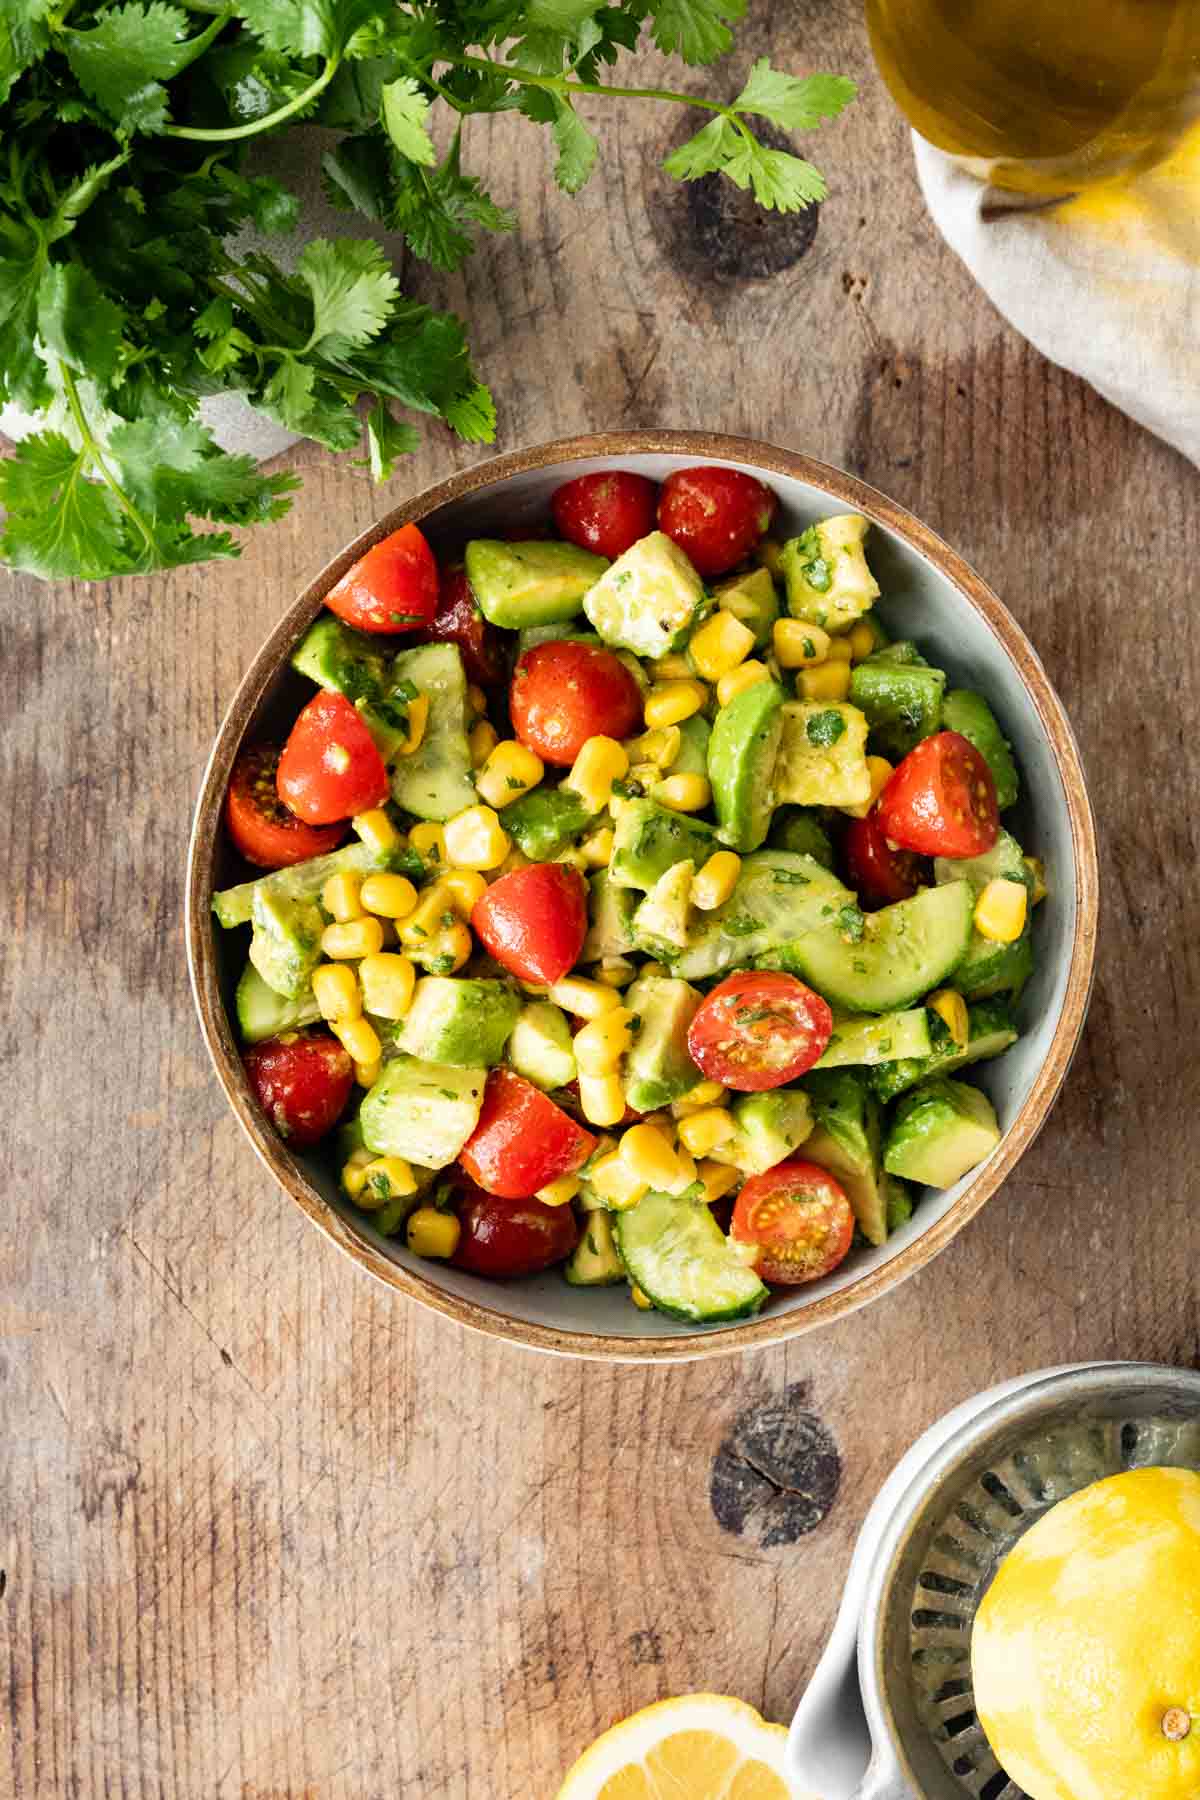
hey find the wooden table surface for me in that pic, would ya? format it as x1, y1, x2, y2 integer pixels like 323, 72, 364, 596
5, 7, 1197, 1795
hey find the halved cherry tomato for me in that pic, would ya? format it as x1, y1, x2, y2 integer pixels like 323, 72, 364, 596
458, 1069, 596, 1199
842, 809, 926, 908
325, 523, 439, 634
471, 863, 588, 986
451, 1178, 580, 1277
243, 1031, 354, 1147
276, 690, 390, 825
429, 564, 506, 688
877, 731, 999, 859
552, 470, 658, 560
731, 1159, 854, 1285
687, 971, 833, 1091
510, 640, 643, 766
657, 466, 778, 578
225, 744, 345, 868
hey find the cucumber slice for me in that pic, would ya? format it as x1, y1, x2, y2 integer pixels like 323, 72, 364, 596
707, 677, 786, 852
615, 1193, 768, 1323
388, 642, 476, 821
782, 881, 975, 1013
235, 962, 322, 1043
814, 1008, 933, 1069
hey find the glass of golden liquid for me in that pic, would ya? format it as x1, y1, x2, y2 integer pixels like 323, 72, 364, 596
867, 0, 1200, 197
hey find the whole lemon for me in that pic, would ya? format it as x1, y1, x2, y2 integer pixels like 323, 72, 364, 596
972, 1466, 1200, 1800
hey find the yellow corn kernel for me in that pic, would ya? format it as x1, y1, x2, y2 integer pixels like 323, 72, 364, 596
797, 661, 852, 703
1026, 856, 1047, 905
440, 868, 488, 916
677, 1107, 736, 1158
406, 1206, 461, 1259
974, 878, 1028, 944
353, 808, 402, 855
423, 922, 474, 973
691, 850, 741, 912
650, 652, 695, 681
673, 1145, 698, 1191
548, 975, 622, 1020
688, 610, 756, 682
625, 725, 681, 769
321, 916, 385, 960
842, 755, 895, 821
321, 871, 363, 923
670, 1078, 729, 1118
466, 682, 488, 718
595, 956, 637, 987
495, 847, 531, 879
409, 821, 446, 865
717, 660, 771, 707
589, 1152, 648, 1210
468, 719, 500, 768
564, 735, 629, 814
357, 1156, 418, 1207
312, 962, 362, 1023
398, 881, 453, 948
574, 1007, 635, 1076
773, 619, 831, 668
360, 873, 418, 919
928, 988, 969, 1052
825, 636, 854, 665
331, 1013, 381, 1067
355, 1058, 381, 1088
619, 1122, 686, 1190
341, 1147, 375, 1199
630, 1284, 654, 1310
396, 693, 429, 756
577, 1073, 627, 1129
578, 826, 615, 870
359, 951, 416, 1020
639, 963, 671, 982
536, 1174, 581, 1207
443, 804, 510, 871
696, 1159, 740, 1205
654, 772, 711, 813
475, 739, 545, 809
644, 679, 707, 729
848, 620, 878, 663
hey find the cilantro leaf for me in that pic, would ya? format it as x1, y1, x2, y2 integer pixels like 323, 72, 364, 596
37, 264, 126, 388
443, 381, 497, 444
649, 0, 746, 65
64, 3, 207, 133
0, 0, 54, 106
362, 399, 420, 480
0, 431, 129, 580
380, 76, 437, 166
390, 134, 516, 272
724, 137, 827, 210
108, 417, 298, 524
551, 99, 598, 192
733, 62, 857, 131
295, 238, 398, 350
662, 114, 739, 181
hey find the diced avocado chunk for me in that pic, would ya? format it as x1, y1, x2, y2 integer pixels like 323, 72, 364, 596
780, 513, 880, 630
235, 961, 323, 1042
290, 616, 413, 758
465, 539, 608, 628
814, 1009, 933, 1070
565, 1210, 624, 1286
941, 690, 1019, 811
622, 973, 703, 1113
214, 840, 417, 930
884, 1173, 915, 1232
708, 677, 786, 852
936, 830, 1036, 1001
774, 701, 870, 810
610, 798, 716, 892
673, 849, 852, 982
582, 871, 638, 961
360, 1055, 486, 1168
633, 859, 695, 956
505, 784, 593, 860
507, 1000, 577, 1091
710, 1089, 813, 1175
769, 807, 835, 869
583, 530, 707, 659
802, 1069, 887, 1245
711, 565, 779, 649
850, 649, 946, 761
869, 999, 1018, 1102
248, 884, 324, 998
395, 977, 519, 1067
388, 642, 476, 821
883, 1077, 1001, 1188
775, 880, 974, 1014
670, 712, 711, 778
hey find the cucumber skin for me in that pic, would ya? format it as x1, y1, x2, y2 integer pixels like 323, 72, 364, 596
235, 962, 322, 1043
613, 1194, 768, 1323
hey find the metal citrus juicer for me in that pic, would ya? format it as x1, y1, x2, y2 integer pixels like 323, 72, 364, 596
786, 1362, 1200, 1800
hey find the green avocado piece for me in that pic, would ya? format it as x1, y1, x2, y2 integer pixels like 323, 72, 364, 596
507, 1000, 577, 1091
801, 1068, 887, 1245
883, 1077, 1002, 1188
388, 642, 476, 821
609, 798, 716, 892
360, 1055, 486, 1168
465, 539, 608, 628
849, 649, 946, 761
774, 700, 871, 810
248, 884, 324, 999
582, 870, 638, 961
290, 615, 413, 758
707, 677, 786, 852
673, 849, 852, 983
565, 1210, 625, 1286
395, 977, 520, 1067
235, 961, 322, 1042
884, 1173, 915, 1232
710, 565, 779, 649
935, 830, 1036, 1001
869, 998, 1018, 1102
632, 859, 695, 957
780, 513, 881, 630
669, 713, 711, 778
622, 973, 703, 1113
583, 530, 707, 659
504, 784, 594, 860
941, 690, 1019, 811
768, 806, 835, 869
709, 1089, 814, 1176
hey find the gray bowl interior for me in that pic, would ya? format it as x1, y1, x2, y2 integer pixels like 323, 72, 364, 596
211, 451, 1081, 1342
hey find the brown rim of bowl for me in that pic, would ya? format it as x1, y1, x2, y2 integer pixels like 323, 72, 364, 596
186, 430, 1099, 1364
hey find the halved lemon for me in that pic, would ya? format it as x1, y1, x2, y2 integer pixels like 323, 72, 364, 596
556, 1693, 797, 1800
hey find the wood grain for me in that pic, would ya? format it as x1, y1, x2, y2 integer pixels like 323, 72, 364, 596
3, 6, 1197, 1794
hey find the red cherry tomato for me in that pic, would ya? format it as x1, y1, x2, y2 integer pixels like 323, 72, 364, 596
325, 523, 439, 634
842, 809, 925, 908
276, 690, 390, 825
731, 1159, 855, 1285
551, 470, 658, 560
451, 1178, 580, 1277
657, 465, 778, 578
510, 641, 643, 767
225, 744, 346, 868
429, 564, 506, 688
877, 731, 999, 859
687, 971, 833, 1091
471, 863, 588, 986
458, 1069, 596, 1199
243, 1031, 354, 1148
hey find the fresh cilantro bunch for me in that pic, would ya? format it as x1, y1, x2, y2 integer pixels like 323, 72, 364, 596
0, 0, 854, 581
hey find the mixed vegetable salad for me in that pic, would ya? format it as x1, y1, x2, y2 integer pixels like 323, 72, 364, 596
212, 464, 1044, 1324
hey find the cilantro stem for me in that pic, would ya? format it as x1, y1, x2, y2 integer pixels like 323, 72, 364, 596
163, 52, 340, 142
58, 362, 159, 562
443, 52, 737, 123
